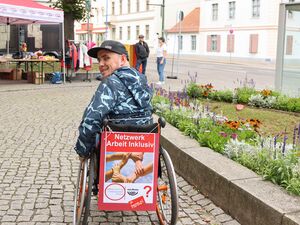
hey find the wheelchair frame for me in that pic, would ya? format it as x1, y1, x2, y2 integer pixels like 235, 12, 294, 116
73, 118, 178, 225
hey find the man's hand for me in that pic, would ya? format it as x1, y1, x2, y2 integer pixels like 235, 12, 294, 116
130, 152, 144, 162
134, 160, 144, 176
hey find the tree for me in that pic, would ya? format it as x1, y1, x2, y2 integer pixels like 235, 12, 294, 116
49, 0, 89, 40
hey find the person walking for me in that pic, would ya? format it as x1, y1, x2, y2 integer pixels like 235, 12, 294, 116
156, 37, 167, 85
135, 34, 150, 75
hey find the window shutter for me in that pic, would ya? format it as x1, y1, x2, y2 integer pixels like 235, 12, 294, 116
216, 35, 221, 52
227, 34, 235, 52
249, 34, 258, 53
207, 35, 212, 52
286, 35, 293, 55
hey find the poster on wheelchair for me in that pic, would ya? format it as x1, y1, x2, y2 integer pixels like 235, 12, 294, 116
98, 131, 160, 211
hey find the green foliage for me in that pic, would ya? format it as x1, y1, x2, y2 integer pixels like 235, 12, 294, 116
210, 90, 233, 103
231, 144, 300, 195
187, 83, 202, 98
236, 87, 257, 104
50, 0, 88, 21
196, 127, 229, 153
274, 96, 300, 113
151, 95, 170, 106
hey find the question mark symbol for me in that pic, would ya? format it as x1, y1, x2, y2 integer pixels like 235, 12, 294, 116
144, 186, 152, 197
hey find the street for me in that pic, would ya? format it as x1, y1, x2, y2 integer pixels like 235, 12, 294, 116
146, 56, 275, 91
0, 83, 240, 224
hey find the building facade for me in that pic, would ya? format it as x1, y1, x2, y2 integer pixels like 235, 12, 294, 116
198, 0, 300, 61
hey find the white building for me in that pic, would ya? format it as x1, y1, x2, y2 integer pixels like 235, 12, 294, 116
73, 0, 300, 62
75, 0, 201, 51
166, 8, 200, 55
199, 0, 300, 61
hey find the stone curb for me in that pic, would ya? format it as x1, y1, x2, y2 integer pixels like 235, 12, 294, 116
158, 117, 300, 225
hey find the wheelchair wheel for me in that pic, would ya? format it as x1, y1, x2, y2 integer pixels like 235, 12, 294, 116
73, 152, 95, 225
156, 147, 178, 225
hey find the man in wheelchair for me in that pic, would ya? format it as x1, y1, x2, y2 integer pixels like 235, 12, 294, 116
74, 40, 153, 160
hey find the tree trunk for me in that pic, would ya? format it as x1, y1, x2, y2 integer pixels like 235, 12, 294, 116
64, 13, 75, 41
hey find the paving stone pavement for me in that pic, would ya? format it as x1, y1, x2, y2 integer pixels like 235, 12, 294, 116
0, 82, 240, 225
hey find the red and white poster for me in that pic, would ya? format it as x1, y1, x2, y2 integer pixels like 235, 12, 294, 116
98, 131, 160, 211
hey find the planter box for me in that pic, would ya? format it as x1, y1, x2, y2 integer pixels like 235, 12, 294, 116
156, 115, 300, 225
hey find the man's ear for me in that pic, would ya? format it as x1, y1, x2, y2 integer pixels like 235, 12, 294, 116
120, 54, 128, 66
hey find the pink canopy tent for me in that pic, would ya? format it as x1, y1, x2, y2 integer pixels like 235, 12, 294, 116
0, 0, 66, 82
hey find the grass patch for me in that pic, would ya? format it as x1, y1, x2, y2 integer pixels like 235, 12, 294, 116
200, 99, 300, 141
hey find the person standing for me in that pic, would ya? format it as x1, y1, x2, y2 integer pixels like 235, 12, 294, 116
156, 37, 167, 85
135, 34, 150, 75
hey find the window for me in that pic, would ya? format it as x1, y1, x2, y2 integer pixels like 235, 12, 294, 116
112, 2, 115, 15
79, 34, 86, 41
227, 34, 235, 52
229, 1, 235, 19
127, 26, 131, 40
112, 27, 116, 39
136, 25, 140, 37
212, 4, 218, 20
249, 34, 258, 53
136, 0, 140, 12
178, 35, 183, 50
211, 35, 218, 51
119, 0, 122, 14
96, 33, 104, 46
191, 35, 196, 51
119, 27, 123, 40
128, 0, 131, 13
145, 25, 150, 40
146, 0, 150, 11
207, 35, 220, 52
252, 0, 260, 18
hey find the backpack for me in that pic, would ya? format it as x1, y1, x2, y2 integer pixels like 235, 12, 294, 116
51, 72, 63, 84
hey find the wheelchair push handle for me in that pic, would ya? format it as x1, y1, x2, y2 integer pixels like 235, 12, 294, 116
102, 117, 166, 130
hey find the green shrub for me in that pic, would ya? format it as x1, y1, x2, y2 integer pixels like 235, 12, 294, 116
274, 96, 300, 112
187, 83, 202, 98
210, 90, 233, 103
236, 87, 257, 104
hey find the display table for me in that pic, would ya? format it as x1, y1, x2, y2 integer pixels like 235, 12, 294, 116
9, 58, 59, 84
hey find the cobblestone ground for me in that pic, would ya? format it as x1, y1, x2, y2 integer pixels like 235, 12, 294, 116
0, 82, 240, 225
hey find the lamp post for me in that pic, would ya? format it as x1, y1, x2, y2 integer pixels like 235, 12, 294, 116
86, 0, 91, 43
147, 0, 165, 37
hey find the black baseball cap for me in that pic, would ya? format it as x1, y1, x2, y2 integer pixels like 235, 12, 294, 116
87, 40, 129, 59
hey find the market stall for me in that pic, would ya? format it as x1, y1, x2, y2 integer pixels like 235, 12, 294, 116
0, 0, 66, 83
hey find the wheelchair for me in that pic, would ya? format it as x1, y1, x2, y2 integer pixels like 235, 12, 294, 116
73, 117, 178, 225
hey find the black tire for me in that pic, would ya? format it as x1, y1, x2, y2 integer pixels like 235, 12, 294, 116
82, 152, 95, 224
73, 160, 88, 225
156, 147, 178, 225
73, 153, 95, 225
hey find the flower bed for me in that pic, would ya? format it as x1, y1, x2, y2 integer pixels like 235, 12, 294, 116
186, 83, 300, 113
152, 88, 300, 195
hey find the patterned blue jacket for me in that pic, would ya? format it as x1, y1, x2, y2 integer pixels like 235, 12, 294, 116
75, 66, 153, 157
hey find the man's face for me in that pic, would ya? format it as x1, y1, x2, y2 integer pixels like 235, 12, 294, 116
97, 50, 124, 78
139, 37, 144, 42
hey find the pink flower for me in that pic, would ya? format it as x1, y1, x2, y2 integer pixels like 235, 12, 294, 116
231, 133, 238, 140
220, 132, 228, 137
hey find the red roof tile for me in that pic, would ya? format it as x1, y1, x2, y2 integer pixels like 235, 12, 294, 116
167, 7, 200, 33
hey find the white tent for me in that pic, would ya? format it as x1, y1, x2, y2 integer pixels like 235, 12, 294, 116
0, 0, 66, 82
